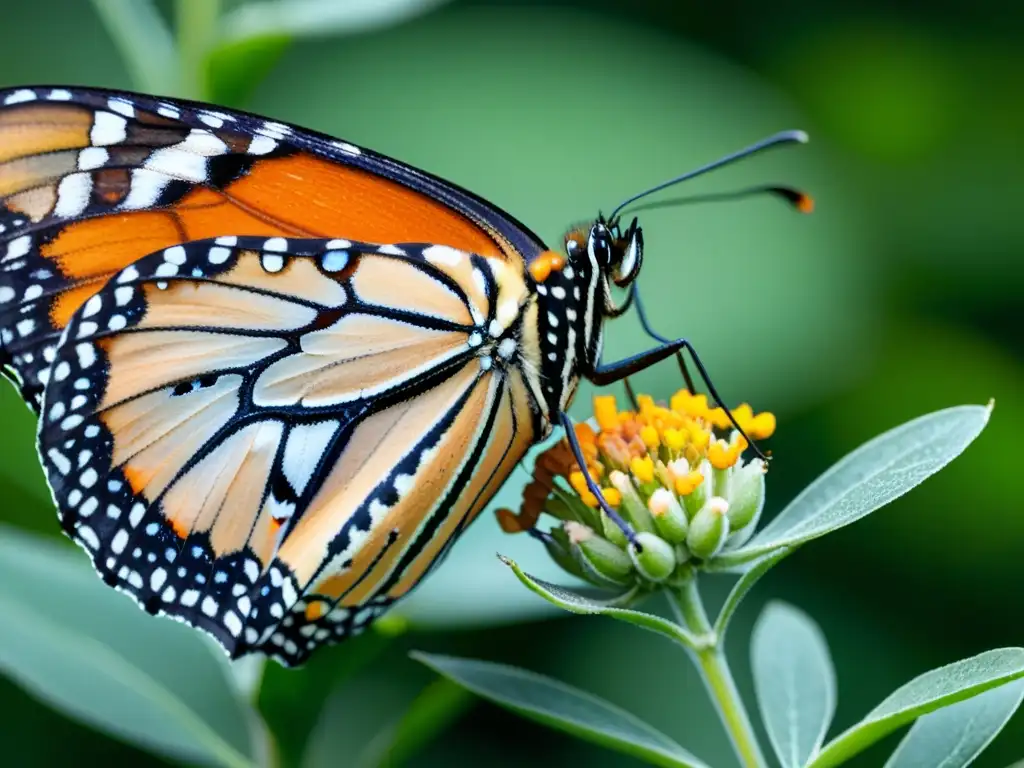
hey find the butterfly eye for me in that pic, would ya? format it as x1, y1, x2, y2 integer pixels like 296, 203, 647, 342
612, 218, 643, 287
588, 225, 613, 267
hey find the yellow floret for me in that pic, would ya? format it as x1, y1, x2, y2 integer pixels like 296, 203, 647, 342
630, 455, 655, 484
640, 425, 660, 451
708, 439, 741, 469
601, 488, 622, 507
662, 427, 686, 452
569, 471, 589, 496
674, 470, 705, 496
594, 395, 619, 432
749, 412, 777, 439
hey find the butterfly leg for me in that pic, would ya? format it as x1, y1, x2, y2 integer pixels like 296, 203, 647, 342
631, 284, 697, 395
557, 411, 641, 549
588, 319, 766, 462
623, 376, 639, 409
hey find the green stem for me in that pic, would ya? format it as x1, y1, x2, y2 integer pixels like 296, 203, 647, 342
175, 0, 222, 100
671, 579, 767, 768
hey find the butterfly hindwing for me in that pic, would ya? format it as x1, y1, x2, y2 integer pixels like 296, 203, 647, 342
37, 235, 538, 664
0, 86, 545, 410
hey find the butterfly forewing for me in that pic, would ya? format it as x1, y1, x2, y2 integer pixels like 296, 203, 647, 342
0, 86, 545, 409
36, 236, 538, 664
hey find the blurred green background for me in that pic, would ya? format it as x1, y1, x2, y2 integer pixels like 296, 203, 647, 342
0, 0, 1020, 765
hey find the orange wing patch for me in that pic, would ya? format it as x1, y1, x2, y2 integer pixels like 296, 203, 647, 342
2, 89, 543, 414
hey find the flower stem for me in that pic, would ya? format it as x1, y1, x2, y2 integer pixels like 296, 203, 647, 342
671, 579, 767, 768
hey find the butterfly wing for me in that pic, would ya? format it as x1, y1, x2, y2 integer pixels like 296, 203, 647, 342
0, 86, 545, 408
37, 235, 539, 665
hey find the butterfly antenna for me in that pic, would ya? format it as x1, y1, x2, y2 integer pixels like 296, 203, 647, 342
609, 130, 809, 221
625, 184, 814, 215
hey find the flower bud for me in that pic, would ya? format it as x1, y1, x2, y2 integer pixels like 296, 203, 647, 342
565, 521, 634, 586
629, 532, 677, 582
647, 488, 689, 543
712, 462, 731, 500
725, 458, 765, 545
608, 470, 657, 534
686, 496, 731, 560
683, 459, 711, 520
542, 527, 589, 581
600, 509, 629, 548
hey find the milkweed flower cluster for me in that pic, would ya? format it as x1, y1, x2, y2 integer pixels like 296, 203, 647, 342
497, 390, 775, 589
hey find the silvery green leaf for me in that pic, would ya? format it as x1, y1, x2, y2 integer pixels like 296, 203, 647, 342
0, 525, 259, 768
718, 404, 990, 567
220, 0, 452, 42
750, 602, 836, 767
413, 652, 710, 768
500, 555, 700, 650
809, 647, 1024, 768
884, 679, 1024, 768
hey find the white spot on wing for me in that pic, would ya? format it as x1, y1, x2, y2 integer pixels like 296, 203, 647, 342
4, 235, 31, 262
107, 98, 135, 118
422, 245, 464, 266
247, 135, 277, 155
90, 111, 127, 146
78, 147, 108, 171
4, 89, 37, 105
77, 525, 100, 550
53, 173, 92, 218
332, 141, 361, 156
121, 168, 170, 210
281, 421, 338, 495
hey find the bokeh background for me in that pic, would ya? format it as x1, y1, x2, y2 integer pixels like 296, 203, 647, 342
0, 0, 1021, 766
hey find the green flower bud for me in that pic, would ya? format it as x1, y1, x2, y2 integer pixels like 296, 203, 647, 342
647, 488, 689, 543
565, 521, 634, 586
712, 463, 731, 500
546, 526, 589, 581
686, 496, 731, 560
600, 509, 629, 548
608, 470, 658, 534
629, 532, 677, 582
725, 459, 765, 545
682, 459, 711, 520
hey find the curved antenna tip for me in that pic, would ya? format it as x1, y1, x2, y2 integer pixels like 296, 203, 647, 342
790, 129, 810, 144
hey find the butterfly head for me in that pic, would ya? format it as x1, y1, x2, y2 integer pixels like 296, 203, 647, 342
564, 215, 644, 289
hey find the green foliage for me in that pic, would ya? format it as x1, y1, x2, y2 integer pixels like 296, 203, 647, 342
412, 653, 709, 768
716, 404, 992, 567
85, 0, 452, 104
0, 527, 258, 767
809, 650, 1024, 768
751, 603, 836, 767
421, 405, 1022, 767
883, 681, 1024, 768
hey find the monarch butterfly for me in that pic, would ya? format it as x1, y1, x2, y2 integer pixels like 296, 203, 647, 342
0, 86, 809, 666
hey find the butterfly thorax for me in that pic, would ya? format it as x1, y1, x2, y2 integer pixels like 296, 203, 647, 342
523, 244, 606, 421
520, 217, 644, 420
